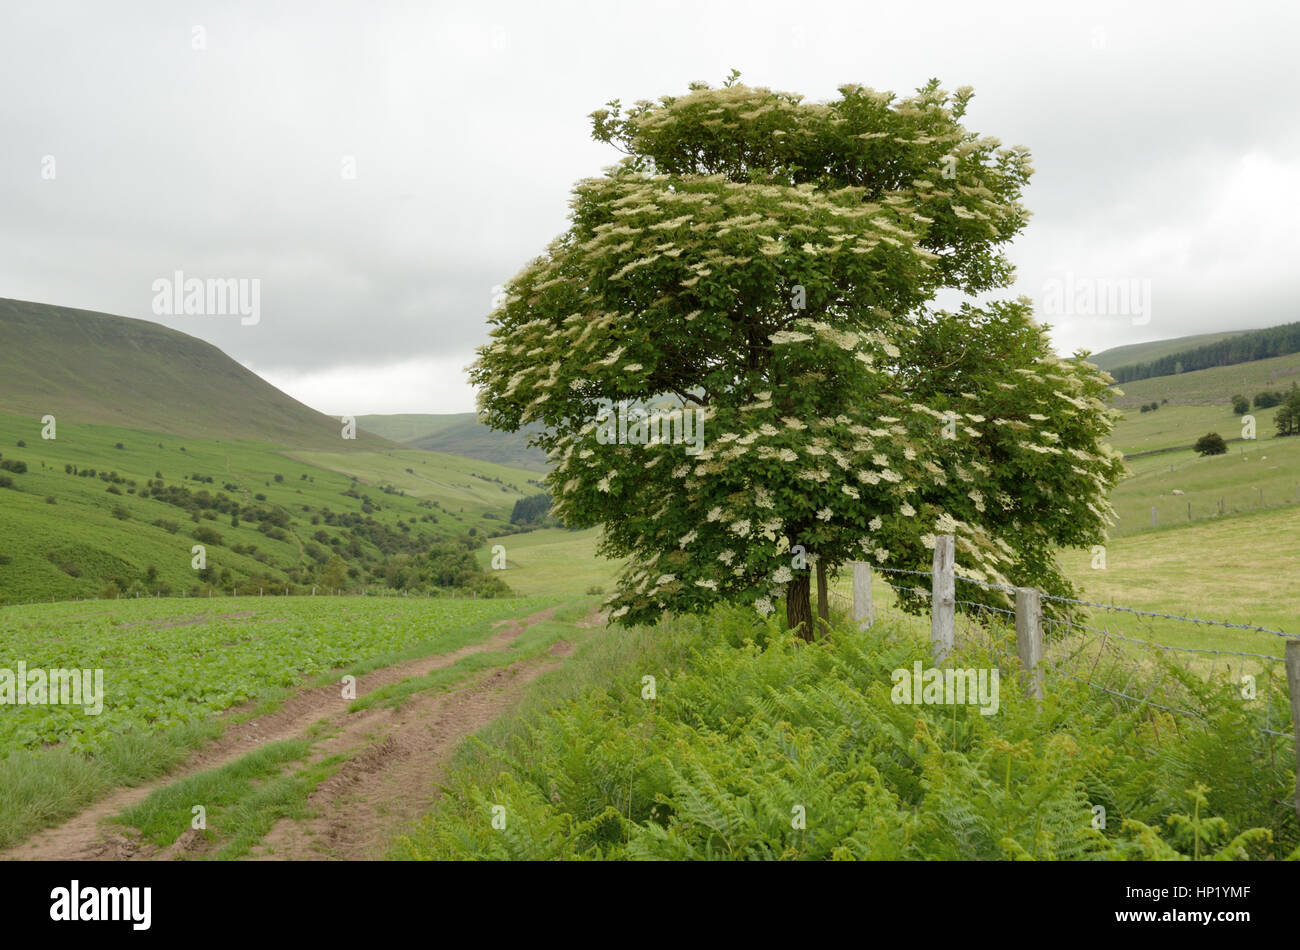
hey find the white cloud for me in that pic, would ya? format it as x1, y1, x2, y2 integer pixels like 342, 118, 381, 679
252, 355, 479, 416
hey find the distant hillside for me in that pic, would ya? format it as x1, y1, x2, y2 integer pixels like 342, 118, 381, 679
354, 413, 468, 443
1089, 331, 1252, 373
359, 413, 550, 472
0, 298, 384, 447
1110, 350, 1300, 409
1105, 322, 1300, 384
0, 410, 541, 604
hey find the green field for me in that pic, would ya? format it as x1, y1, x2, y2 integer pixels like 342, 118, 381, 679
1102, 403, 1277, 455
0, 593, 567, 849
0, 594, 555, 754
1104, 435, 1300, 535
476, 526, 621, 597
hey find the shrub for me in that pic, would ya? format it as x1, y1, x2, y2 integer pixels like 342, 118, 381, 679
1231, 394, 1250, 415
0, 459, 27, 474
111, 505, 131, 520
1194, 432, 1228, 456
193, 526, 224, 546
44, 495, 56, 505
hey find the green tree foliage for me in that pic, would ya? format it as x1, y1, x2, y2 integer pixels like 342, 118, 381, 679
471, 74, 1125, 636
426, 540, 512, 595
510, 492, 553, 526
1194, 432, 1228, 456
319, 554, 348, 590
1231, 394, 1250, 415
1274, 383, 1300, 436
1253, 390, 1285, 409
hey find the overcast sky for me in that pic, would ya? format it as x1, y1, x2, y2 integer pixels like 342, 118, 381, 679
2, 1, 1297, 414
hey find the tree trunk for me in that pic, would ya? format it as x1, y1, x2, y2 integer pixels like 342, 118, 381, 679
816, 559, 829, 632
787, 573, 814, 642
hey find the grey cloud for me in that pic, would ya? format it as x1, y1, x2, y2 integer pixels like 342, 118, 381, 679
2, 0, 1296, 409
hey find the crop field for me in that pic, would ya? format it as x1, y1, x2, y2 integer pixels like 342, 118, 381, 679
0, 594, 556, 754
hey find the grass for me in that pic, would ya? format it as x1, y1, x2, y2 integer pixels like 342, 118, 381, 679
477, 526, 622, 597
0, 719, 223, 851
1104, 404, 1279, 455
114, 738, 314, 849
1056, 505, 1300, 654
1105, 431, 1300, 535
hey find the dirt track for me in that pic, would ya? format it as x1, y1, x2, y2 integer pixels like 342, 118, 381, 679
2, 607, 572, 861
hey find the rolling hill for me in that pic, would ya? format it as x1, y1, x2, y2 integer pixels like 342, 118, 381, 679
0, 299, 548, 603
1108, 350, 1300, 409
0, 297, 383, 447
1088, 330, 1254, 373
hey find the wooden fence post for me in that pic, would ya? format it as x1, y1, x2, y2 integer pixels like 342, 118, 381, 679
852, 561, 873, 631
931, 535, 955, 661
1015, 587, 1043, 700
1286, 641, 1300, 827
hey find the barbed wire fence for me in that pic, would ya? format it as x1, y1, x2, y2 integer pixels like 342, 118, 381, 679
830, 535, 1300, 824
